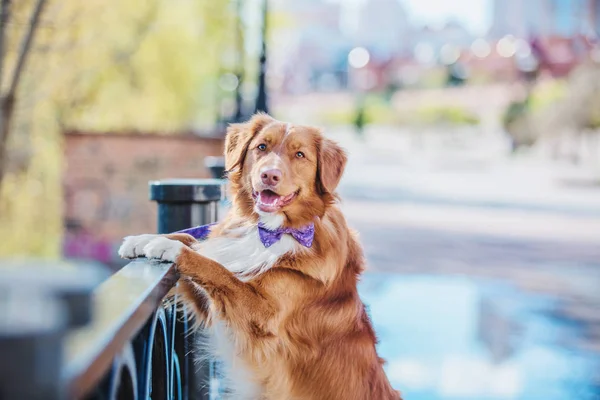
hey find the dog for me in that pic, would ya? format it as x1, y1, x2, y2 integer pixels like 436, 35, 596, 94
118, 114, 401, 400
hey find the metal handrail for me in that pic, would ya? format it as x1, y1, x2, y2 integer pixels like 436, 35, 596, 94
0, 179, 224, 400
61, 179, 224, 399
63, 260, 177, 398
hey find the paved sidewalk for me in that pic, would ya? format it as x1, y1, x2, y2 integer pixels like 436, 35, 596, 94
333, 126, 600, 385
331, 126, 600, 217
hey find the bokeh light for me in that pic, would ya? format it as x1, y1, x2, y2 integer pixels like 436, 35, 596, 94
471, 38, 491, 58
414, 42, 436, 65
218, 73, 240, 92
496, 35, 517, 58
440, 43, 460, 65
515, 39, 532, 58
348, 47, 370, 69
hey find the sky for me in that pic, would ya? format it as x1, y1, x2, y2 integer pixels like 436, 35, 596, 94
333, 0, 493, 36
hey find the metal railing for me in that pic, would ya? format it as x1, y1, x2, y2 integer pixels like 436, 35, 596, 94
0, 179, 225, 400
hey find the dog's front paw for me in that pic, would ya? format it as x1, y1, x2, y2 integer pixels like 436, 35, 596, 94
143, 237, 184, 263
118, 234, 159, 259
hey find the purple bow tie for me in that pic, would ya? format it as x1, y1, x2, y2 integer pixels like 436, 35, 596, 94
176, 222, 314, 248
177, 223, 215, 240
258, 222, 314, 248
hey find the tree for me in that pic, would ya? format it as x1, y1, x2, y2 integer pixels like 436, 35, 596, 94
0, 0, 239, 257
0, 0, 47, 189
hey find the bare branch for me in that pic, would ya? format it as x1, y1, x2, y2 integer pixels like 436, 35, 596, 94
8, 0, 47, 97
0, 0, 12, 91
0, 0, 47, 187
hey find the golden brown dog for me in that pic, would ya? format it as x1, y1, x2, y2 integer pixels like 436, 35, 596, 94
119, 114, 400, 400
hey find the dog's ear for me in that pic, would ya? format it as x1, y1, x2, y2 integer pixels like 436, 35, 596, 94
317, 137, 347, 195
225, 113, 274, 173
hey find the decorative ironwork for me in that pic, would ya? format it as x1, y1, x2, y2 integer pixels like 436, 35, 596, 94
63, 260, 181, 399
0, 180, 224, 400
66, 179, 224, 400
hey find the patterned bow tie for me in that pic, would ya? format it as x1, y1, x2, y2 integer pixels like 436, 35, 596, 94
176, 222, 315, 248
258, 222, 314, 248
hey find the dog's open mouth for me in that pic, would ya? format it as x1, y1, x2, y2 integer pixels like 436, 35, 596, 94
253, 189, 298, 213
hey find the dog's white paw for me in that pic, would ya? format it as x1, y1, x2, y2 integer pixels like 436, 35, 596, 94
143, 237, 184, 263
118, 234, 159, 259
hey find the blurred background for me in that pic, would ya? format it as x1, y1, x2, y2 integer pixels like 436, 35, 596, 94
1, 0, 600, 399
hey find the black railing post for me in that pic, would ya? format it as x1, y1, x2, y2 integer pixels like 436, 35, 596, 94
204, 157, 226, 180
149, 179, 224, 400
150, 179, 224, 234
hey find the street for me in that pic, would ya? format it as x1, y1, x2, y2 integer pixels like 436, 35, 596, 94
332, 126, 600, 399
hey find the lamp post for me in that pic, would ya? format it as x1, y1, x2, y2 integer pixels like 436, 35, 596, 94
233, 0, 244, 122
254, 0, 269, 114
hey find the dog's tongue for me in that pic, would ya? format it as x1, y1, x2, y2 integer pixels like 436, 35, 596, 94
260, 190, 280, 205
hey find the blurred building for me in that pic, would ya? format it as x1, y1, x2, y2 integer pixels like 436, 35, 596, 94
270, 0, 600, 93
63, 132, 223, 268
490, 0, 551, 39
271, 0, 416, 93
412, 22, 474, 60
354, 0, 411, 59
270, 0, 349, 93
469, 0, 600, 81
489, 0, 597, 39
593, 0, 600, 34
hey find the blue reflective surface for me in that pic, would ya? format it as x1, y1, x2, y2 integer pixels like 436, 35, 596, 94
359, 274, 600, 400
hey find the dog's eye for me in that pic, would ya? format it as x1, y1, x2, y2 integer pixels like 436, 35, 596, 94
296, 151, 305, 159
257, 144, 267, 151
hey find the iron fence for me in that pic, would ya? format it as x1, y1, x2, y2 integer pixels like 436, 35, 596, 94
0, 179, 225, 400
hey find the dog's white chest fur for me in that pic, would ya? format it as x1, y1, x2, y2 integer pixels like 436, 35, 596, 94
196, 220, 297, 398
198, 223, 296, 280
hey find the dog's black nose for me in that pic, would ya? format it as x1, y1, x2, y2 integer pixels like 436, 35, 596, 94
261, 169, 282, 186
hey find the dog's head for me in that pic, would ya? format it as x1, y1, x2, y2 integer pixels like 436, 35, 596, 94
224, 113, 347, 227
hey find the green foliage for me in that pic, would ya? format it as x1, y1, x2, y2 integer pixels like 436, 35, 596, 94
416, 68, 447, 89
414, 106, 479, 126
502, 99, 529, 130
319, 94, 479, 128
589, 112, 600, 129
320, 98, 396, 126
528, 79, 567, 112
501, 79, 568, 149
52, 0, 237, 131
0, 0, 237, 257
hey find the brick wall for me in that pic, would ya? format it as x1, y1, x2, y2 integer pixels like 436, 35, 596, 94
63, 132, 224, 267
